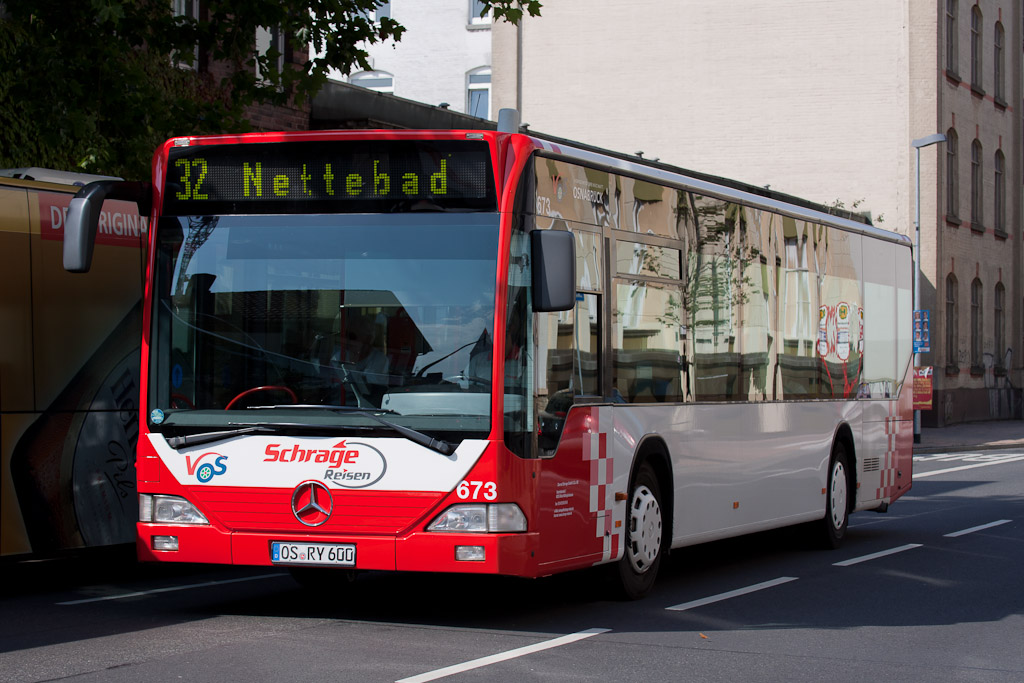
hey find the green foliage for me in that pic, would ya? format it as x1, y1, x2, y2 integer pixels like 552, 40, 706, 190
0, 0, 541, 179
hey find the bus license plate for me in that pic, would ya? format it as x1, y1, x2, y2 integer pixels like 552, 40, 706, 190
271, 541, 356, 566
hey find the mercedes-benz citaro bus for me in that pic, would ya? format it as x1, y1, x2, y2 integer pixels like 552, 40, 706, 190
62, 110, 912, 599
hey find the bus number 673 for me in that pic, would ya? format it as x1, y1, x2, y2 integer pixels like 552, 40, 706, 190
456, 480, 497, 501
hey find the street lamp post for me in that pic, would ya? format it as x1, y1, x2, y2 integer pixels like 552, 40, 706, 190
911, 133, 946, 445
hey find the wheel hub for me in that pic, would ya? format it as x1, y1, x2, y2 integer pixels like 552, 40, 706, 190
627, 485, 662, 573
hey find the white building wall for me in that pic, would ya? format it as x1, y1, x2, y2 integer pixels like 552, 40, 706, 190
325, 0, 492, 118
495, 0, 911, 234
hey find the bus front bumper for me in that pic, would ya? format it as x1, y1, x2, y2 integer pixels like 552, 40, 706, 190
137, 523, 540, 576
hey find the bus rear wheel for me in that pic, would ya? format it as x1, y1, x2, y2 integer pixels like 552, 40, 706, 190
613, 462, 665, 600
818, 442, 850, 549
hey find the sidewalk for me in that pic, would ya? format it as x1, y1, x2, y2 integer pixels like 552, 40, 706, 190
915, 419, 1024, 454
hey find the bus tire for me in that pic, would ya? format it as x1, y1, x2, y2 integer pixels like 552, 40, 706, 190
819, 441, 850, 549
613, 461, 665, 600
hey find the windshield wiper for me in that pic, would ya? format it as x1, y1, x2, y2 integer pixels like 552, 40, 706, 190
247, 404, 457, 456
166, 425, 276, 449
164, 420, 374, 449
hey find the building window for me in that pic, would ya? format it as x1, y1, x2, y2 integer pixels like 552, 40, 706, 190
994, 21, 1005, 101
946, 274, 958, 370
946, 128, 959, 219
970, 5, 983, 90
971, 139, 983, 228
994, 282, 1005, 368
350, 70, 394, 94
469, 0, 491, 25
466, 67, 491, 119
172, 0, 200, 69
970, 278, 982, 369
946, 0, 959, 76
994, 150, 1005, 233
255, 26, 286, 84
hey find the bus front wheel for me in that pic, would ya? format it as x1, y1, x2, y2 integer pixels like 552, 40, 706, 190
613, 462, 665, 600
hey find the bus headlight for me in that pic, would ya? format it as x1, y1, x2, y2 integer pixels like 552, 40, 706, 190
139, 494, 209, 525
427, 503, 527, 533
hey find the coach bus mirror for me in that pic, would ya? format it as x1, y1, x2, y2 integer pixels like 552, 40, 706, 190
530, 229, 575, 312
63, 180, 151, 273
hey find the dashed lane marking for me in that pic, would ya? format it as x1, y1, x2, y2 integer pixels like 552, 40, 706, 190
833, 543, 922, 567
396, 628, 611, 683
944, 519, 1013, 537
665, 576, 799, 612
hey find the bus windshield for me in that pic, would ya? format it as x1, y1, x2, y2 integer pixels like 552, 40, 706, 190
150, 212, 499, 440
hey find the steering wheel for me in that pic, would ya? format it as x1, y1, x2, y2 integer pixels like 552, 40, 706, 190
170, 393, 195, 409
225, 385, 298, 410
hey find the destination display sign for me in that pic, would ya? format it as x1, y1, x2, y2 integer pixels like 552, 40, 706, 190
163, 139, 496, 215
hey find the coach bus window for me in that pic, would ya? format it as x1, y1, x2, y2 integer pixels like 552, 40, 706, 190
613, 279, 684, 403
682, 196, 742, 401
819, 229, 863, 398
615, 241, 681, 280
861, 236, 898, 397
778, 217, 821, 399
622, 177, 679, 238
736, 205, 774, 402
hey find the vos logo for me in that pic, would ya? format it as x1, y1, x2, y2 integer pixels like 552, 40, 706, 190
185, 452, 228, 483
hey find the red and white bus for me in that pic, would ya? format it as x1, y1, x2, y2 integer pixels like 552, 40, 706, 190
64, 115, 913, 597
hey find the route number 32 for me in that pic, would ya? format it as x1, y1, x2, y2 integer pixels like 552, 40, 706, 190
456, 480, 497, 501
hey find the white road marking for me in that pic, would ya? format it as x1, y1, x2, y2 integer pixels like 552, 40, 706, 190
396, 628, 610, 683
944, 519, 1013, 537
914, 454, 1024, 478
833, 543, 922, 567
665, 576, 799, 612
57, 573, 286, 605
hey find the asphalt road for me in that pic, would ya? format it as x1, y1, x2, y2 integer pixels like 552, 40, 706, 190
2, 449, 1022, 683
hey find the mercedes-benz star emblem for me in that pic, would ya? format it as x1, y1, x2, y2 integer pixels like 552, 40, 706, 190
291, 481, 333, 527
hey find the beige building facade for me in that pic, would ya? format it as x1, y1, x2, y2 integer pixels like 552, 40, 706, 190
493, 0, 1022, 424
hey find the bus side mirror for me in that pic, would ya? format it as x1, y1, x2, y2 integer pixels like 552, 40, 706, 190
63, 180, 151, 273
531, 229, 575, 312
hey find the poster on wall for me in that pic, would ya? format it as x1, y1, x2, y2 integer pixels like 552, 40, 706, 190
913, 366, 933, 410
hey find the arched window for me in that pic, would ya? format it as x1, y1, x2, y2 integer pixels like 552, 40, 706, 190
946, 0, 959, 75
970, 5, 983, 89
994, 149, 1005, 233
946, 128, 959, 218
970, 139, 982, 227
994, 21, 1005, 101
466, 67, 491, 119
350, 70, 394, 94
970, 278, 982, 369
946, 274, 958, 369
994, 282, 1005, 368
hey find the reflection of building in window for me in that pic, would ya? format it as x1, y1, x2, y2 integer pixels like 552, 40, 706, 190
350, 70, 395, 94
466, 68, 491, 119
